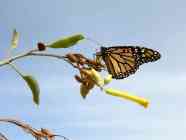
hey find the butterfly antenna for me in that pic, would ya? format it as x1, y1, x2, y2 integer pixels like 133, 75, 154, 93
85, 37, 104, 47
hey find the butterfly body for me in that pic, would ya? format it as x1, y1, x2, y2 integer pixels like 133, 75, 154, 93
97, 46, 161, 79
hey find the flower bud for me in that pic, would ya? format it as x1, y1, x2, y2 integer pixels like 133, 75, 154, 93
11, 29, 19, 48
90, 68, 104, 87
37, 42, 46, 51
104, 74, 112, 85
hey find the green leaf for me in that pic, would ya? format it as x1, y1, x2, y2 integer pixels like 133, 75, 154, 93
9, 63, 40, 105
22, 75, 40, 105
47, 34, 84, 49
104, 88, 149, 108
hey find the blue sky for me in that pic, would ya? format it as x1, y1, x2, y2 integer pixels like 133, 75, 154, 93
0, 0, 186, 140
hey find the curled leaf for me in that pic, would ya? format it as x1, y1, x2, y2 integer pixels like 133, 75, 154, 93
47, 34, 84, 49
23, 75, 40, 105
9, 63, 40, 105
11, 29, 19, 49
104, 88, 149, 108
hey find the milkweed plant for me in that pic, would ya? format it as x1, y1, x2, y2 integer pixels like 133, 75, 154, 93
0, 29, 149, 108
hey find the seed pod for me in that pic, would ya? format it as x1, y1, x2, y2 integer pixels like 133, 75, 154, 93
47, 34, 84, 49
104, 88, 149, 108
66, 53, 78, 63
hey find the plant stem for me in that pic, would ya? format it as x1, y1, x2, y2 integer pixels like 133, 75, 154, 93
8, 63, 24, 77
0, 48, 78, 69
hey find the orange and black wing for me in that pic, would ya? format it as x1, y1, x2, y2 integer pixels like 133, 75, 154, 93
99, 46, 161, 79
138, 47, 161, 65
100, 46, 140, 79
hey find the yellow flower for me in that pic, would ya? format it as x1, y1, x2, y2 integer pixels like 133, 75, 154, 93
90, 68, 104, 87
104, 88, 149, 108
104, 74, 112, 85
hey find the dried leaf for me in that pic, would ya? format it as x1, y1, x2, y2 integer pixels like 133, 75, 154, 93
86, 79, 95, 90
74, 75, 84, 83
0, 118, 39, 139
66, 54, 77, 63
22, 75, 40, 105
0, 118, 69, 140
47, 34, 84, 49
80, 84, 90, 99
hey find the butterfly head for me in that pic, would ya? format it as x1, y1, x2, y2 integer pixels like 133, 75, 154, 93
95, 46, 106, 57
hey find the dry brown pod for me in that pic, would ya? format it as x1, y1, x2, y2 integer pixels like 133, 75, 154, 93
80, 84, 91, 99
66, 53, 79, 63
37, 42, 46, 51
86, 79, 95, 89
74, 75, 85, 84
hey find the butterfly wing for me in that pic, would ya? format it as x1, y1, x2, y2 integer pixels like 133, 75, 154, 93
139, 47, 161, 65
99, 46, 161, 79
100, 46, 140, 79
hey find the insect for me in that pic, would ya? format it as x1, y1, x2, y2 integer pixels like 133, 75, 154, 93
96, 46, 161, 79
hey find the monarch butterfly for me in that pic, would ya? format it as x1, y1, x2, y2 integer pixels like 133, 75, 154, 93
96, 46, 161, 79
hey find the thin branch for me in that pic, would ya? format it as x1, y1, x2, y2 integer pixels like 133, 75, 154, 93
0, 49, 38, 67
29, 52, 78, 69
0, 118, 40, 139
0, 118, 69, 140
0, 48, 78, 69
0, 132, 8, 140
